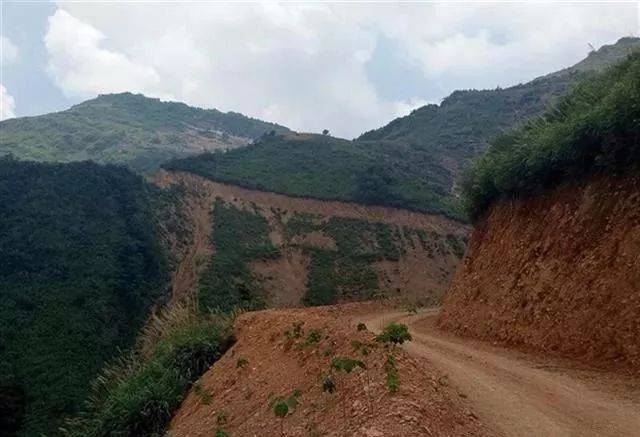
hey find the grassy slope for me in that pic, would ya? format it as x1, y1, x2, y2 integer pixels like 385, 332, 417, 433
0, 158, 169, 436
165, 38, 640, 220
0, 93, 289, 173
462, 52, 640, 221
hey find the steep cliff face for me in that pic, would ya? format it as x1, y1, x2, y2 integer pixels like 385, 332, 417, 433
439, 171, 640, 371
155, 170, 469, 308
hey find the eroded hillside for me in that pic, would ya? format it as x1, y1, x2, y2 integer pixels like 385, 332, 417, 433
155, 170, 469, 309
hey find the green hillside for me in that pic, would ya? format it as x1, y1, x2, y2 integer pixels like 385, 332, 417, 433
0, 93, 289, 173
462, 52, 640, 221
166, 38, 639, 220
0, 158, 169, 436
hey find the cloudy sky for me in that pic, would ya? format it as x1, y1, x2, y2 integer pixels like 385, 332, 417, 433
1, 1, 638, 137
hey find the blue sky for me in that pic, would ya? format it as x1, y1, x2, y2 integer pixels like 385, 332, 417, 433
1, 1, 638, 137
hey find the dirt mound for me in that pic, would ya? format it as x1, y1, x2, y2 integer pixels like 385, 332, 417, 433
439, 172, 640, 372
170, 304, 488, 436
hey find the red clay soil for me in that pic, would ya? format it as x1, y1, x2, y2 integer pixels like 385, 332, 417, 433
154, 171, 218, 302
170, 304, 489, 437
439, 171, 640, 372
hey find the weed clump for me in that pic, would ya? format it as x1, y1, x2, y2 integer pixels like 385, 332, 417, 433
331, 357, 366, 373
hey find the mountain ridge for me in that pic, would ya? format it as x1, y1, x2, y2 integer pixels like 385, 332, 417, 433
166, 37, 640, 220
0, 92, 290, 173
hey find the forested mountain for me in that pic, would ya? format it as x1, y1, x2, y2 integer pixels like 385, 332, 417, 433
0, 93, 289, 173
167, 37, 639, 220
0, 158, 170, 436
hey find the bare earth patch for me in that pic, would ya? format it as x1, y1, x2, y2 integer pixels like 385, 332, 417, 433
170, 305, 488, 437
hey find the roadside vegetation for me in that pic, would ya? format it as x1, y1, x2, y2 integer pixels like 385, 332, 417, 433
61, 302, 235, 437
462, 52, 640, 221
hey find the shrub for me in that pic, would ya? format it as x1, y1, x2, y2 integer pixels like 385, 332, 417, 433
273, 400, 289, 436
303, 329, 322, 346
331, 357, 366, 373
356, 323, 367, 331
376, 323, 412, 346
236, 357, 249, 368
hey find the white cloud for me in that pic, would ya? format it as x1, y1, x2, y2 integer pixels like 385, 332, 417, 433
1, 85, 16, 120
392, 98, 431, 120
45, 9, 165, 99
44, 2, 638, 137
1, 35, 18, 64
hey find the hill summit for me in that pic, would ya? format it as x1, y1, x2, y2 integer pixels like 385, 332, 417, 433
0, 92, 289, 173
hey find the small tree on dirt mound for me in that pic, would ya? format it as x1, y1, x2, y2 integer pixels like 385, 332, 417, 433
375, 323, 411, 394
376, 323, 412, 347
274, 400, 289, 436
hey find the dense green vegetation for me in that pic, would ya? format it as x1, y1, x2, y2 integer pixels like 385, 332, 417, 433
0, 158, 169, 436
462, 52, 640, 221
61, 303, 234, 437
0, 92, 289, 173
198, 199, 280, 312
165, 39, 639, 220
163, 71, 581, 219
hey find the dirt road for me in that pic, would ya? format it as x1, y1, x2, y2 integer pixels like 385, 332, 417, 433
363, 309, 640, 437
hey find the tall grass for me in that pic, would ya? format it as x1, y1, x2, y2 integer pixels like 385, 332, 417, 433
61, 301, 235, 437
462, 52, 640, 221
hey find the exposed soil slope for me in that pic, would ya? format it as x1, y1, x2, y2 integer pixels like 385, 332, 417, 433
170, 305, 489, 437
439, 172, 640, 371
155, 170, 469, 306
364, 309, 640, 437
155, 174, 218, 304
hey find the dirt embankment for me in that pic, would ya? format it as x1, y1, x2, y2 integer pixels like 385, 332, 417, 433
439, 172, 640, 372
155, 170, 469, 306
169, 305, 489, 437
